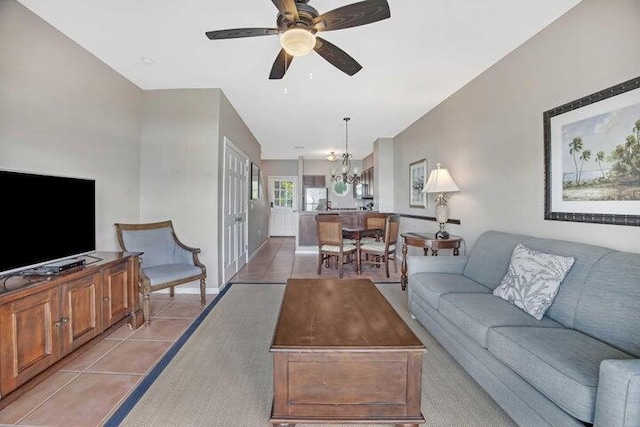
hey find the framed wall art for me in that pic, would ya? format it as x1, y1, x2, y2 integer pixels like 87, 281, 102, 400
409, 158, 427, 208
250, 162, 260, 200
543, 76, 640, 226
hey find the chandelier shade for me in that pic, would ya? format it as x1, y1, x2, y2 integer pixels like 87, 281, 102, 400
330, 118, 361, 185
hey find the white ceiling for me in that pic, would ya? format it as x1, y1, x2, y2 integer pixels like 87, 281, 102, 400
17, 0, 581, 160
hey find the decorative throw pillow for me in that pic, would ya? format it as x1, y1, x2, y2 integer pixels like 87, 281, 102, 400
493, 243, 575, 320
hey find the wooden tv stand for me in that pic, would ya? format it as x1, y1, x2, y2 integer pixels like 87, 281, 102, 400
0, 252, 143, 409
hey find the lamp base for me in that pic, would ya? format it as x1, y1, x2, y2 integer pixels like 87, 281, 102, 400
435, 230, 450, 240
435, 221, 449, 240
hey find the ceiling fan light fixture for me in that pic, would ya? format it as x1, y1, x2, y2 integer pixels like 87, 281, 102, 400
280, 28, 316, 57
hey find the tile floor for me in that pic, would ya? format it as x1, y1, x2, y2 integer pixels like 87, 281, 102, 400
231, 236, 402, 283
0, 237, 401, 426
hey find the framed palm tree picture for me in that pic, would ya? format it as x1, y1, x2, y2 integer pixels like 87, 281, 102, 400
543, 75, 640, 226
409, 159, 427, 208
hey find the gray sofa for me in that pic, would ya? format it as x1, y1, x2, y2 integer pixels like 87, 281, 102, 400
407, 230, 639, 427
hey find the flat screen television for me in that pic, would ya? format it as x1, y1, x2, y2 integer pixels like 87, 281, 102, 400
1, 170, 96, 275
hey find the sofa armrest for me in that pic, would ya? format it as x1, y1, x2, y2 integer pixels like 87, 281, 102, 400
594, 359, 640, 427
407, 255, 468, 275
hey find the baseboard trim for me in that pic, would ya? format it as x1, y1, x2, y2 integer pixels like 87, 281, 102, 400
153, 288, 219, 295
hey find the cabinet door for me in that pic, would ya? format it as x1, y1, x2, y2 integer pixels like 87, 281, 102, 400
60, 273, 101, 355
303, 175, 326, 188
0, 288, 61, 396
102, 262, 131, 329
363, 168, 373, 195
341, 214, 360, 229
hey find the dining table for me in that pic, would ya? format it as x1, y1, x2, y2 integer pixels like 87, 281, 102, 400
342, 226, 384, 274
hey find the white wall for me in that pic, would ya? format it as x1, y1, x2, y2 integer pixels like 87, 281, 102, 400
393, 0, 640, 254
0, 0, 142, 252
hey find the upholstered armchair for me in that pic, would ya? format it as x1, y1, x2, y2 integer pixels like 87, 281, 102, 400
115, 220, 206, 326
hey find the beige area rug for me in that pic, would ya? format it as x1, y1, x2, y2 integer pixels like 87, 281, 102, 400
111, 283, 516, 427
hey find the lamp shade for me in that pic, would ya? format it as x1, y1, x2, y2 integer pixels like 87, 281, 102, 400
280, 28, 316, 57
423, 163, 460, 194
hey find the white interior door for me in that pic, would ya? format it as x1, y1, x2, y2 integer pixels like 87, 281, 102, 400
268, 176, 297, 236
223, 139, 248, 283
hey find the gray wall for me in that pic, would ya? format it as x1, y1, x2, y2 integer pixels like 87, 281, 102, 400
393, 0, 640, 253
140, 89, 267, 288
0, 0, 267, 289
218, 92, 268, 260
0, 0, 142, 252
362, 153, 374, 170
140, 89, 220, 289
262, 159, 299, 178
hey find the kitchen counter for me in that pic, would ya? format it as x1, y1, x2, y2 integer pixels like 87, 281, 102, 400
297, 210, 385, 247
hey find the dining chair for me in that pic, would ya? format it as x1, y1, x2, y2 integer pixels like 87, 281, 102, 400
360, 215, 400, 278
316, 214, 357, 278
361, 212, 387, 244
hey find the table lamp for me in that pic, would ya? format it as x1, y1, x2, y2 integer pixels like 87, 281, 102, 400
423, 163, 460, 239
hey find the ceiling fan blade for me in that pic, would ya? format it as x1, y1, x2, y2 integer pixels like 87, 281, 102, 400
314, 37, 362, 76
205, 28, 279, 40
269, 49, 294, 80
313, 0, 390, 32
271, 0, 299, 21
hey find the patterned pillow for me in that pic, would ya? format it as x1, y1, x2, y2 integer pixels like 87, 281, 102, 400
493, 243, 575, 320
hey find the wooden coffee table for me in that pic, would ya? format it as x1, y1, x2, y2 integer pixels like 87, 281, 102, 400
270, 278, 426, 427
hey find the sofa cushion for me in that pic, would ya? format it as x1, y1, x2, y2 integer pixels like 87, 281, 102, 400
574, 251, 640, 358
462, 231, 614, 328
487, 327, 633, 423
409, 273, 491, 310
144, 264, 204, 285
493, 243, 575, 320
439, 294, 563, 348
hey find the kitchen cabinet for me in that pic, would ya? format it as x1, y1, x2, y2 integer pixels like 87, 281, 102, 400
302, 175, 326, 188
354, 167, 374, 199
298, 211, 390, 247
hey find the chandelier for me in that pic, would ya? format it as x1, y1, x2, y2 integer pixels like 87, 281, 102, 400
330, 117, 361, 184
326, 151, 338, 162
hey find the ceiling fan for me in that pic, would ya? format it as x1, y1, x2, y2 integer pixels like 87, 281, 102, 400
205, 0, 390, 79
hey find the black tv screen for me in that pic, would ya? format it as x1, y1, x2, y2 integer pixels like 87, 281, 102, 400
1, 170, 96, 274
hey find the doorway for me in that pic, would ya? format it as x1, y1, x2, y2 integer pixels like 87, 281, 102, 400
268, 176, 297, 236
222, 138, 249, 283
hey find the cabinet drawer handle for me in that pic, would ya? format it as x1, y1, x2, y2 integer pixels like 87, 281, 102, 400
60, 317, 69, 324
54, 320, 62, 327
103, 297, 110, 302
